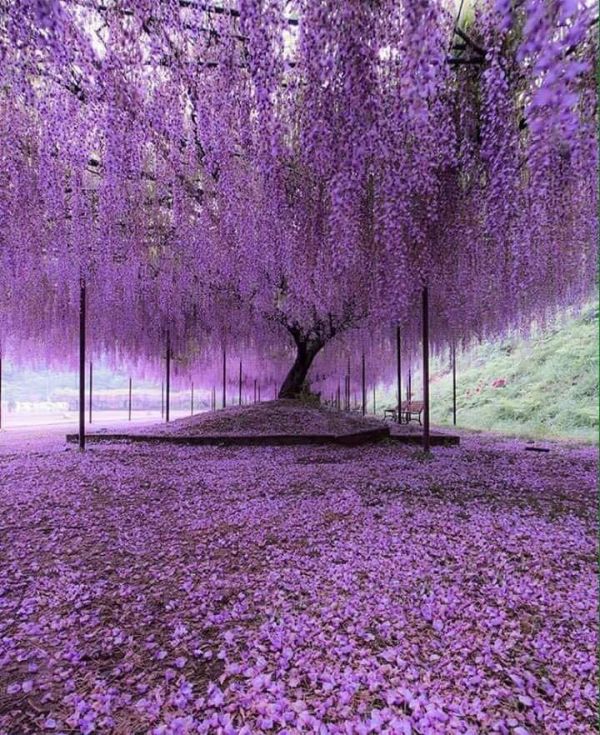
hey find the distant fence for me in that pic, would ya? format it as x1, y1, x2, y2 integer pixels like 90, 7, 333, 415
51, 389, 208, 412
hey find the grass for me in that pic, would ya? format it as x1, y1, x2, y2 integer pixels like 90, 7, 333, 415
410, 303, 598, 443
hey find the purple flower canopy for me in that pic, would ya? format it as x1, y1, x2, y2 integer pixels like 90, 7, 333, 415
0, 0, 596, 387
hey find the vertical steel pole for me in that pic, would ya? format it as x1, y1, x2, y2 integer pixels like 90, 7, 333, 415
361, 353, 366, 416
452, 343, 457, 426
422, 287, 430, 453
166, 330, 171, 423
128, 377, 132, 420
222, 347, 227, 408
396, 324, 402, 424
258, 384, 261, 402
161, 381, 164, 418
408, 365, 412, 403
373, 386, 376, 415
88, 361, 92, 424
238, 360, 242, 405
346, 356, 351, 410
191, 381, 194, 416
79, 280, 86, 451
254, 378, 257, 403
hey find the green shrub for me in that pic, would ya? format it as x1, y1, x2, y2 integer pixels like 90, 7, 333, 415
382, 302, 599, 443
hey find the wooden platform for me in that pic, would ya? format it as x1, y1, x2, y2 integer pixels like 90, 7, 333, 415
388, 423, 460, 446
66, 425, 460, 447
65, 426, 390, 447
388, 432, 460, 446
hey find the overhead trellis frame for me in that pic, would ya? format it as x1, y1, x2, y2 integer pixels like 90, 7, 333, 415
447, 0, 486, 67
447, 26, 486, 66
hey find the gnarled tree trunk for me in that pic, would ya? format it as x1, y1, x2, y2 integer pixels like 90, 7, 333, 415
275, 306, 361, 399
278, 336, 323, 399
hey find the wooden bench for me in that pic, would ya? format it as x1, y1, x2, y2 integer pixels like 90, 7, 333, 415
403, 401, 424, 425
384, 401, 425, 425
383, 407, 397, 422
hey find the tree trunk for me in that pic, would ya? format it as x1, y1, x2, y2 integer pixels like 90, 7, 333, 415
278, 338, 323, 399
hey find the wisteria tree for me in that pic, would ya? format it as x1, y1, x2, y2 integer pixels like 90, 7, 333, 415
0, 0, 596, 396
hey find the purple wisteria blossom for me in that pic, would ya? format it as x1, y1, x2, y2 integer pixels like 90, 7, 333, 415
0, 1, 595, 391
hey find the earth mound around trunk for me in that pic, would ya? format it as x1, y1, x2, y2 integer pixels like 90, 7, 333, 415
137, 400, 383, 437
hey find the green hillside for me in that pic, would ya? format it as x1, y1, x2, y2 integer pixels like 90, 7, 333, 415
428, 303, 598, 443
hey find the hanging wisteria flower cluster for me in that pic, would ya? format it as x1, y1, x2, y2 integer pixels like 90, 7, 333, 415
0, 0, 596, 392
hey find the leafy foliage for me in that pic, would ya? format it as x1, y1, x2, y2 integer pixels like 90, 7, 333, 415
431, 304, 599, 442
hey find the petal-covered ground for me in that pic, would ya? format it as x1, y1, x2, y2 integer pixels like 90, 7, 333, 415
0, 433, 597, 734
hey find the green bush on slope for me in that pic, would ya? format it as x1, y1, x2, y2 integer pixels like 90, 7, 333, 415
429, 304, 598, 442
